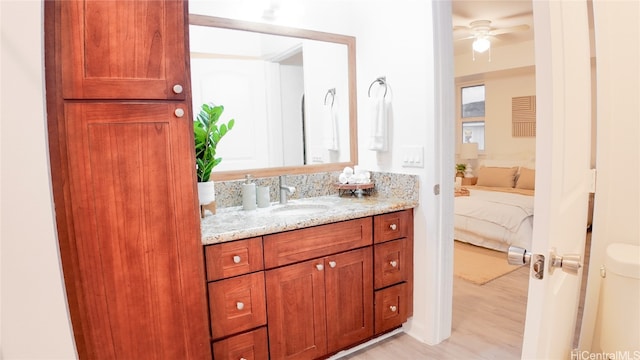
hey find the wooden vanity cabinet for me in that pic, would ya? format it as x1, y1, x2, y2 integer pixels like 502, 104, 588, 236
266, 247, 374, 359
204, 210, 413, 359
264, 218, 374, 359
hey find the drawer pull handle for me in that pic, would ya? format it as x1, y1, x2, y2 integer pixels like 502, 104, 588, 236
316, 264, 324, 271
329, 261, 337, 268
172, 84, 183, 94
389, 223, 397, 230
240, 358, 247, 360
233, 255, 241, 264
390, 260, 398, 268
236, 302, 244, 310
389, 305, 397, 312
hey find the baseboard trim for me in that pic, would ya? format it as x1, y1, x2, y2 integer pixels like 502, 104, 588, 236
328, 328, 404, 359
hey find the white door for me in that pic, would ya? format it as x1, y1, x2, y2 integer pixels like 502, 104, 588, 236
521, 1, 593, 358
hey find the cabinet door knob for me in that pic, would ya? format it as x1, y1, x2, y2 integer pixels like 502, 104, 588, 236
389, 305, 397, 312
236, 302, 244, 310
174, 108, 185, 117
329, 261, 337, 268
390, 260, 398, 268
240, 358, 247, 360
389, 223, 397, 230
172, 84, 183, 94
315, 264, 324, 271
233, 255, 241, 264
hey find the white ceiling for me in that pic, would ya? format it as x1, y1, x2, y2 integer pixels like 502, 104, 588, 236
452, 0, 534, 55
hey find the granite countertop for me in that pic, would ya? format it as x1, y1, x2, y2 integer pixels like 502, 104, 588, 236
200, 194, 418, 245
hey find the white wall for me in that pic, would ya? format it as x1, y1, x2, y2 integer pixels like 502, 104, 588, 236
454, 39, 537, 164
455, 69, 537, 163
0, 1, 77, 358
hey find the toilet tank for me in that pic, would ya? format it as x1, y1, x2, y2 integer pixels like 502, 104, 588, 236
598, 242, 640, 353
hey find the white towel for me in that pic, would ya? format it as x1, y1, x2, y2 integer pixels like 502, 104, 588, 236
326, 103, 339, 151
368, 94, 388, 151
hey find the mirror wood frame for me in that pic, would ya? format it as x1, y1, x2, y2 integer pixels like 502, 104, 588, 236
189, 14, 358, 181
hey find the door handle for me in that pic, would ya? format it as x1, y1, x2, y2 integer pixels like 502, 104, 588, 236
549, 248, 582, 275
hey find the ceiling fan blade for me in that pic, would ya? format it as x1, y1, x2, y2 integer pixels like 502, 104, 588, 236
453, 25, 473, 33
490, 24, 530, 36
454, 35, 476, 42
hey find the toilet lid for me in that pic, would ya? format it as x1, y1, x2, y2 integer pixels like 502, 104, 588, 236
606, 243, 640, 279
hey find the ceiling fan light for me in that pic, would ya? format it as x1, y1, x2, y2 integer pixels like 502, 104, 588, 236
472, 37, 491, 53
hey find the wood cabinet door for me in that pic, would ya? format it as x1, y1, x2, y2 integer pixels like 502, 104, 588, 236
325, 247, 374, 353
266, 259, 327, 359
59, 0, 187, 100
62, 102, 209, 359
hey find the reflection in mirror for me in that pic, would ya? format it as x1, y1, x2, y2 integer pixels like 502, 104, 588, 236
189, 15, 358, 180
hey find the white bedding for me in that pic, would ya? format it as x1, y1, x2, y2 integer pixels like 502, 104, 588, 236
454, 187, 534, 252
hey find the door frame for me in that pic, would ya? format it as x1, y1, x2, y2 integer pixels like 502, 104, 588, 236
432, 0, 596, 349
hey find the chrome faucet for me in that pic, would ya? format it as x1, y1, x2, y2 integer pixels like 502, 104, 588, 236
279, 175, 296, 204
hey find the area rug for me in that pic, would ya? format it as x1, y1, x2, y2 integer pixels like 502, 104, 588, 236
454, 241, 523, 285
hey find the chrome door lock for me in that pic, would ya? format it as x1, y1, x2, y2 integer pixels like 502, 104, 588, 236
507, 246, 545, 279
508, 246, 582, 279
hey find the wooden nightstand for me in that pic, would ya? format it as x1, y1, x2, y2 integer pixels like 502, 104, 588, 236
461, 177, 477, 186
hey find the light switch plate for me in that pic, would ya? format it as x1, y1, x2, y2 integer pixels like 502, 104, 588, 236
401, 146, 424, 168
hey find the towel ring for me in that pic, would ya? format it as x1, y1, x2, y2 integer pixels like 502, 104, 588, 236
324, 88, 336, 107
367, 76, 388, 98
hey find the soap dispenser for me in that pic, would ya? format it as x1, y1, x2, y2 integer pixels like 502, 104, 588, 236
242, 174, 257, 210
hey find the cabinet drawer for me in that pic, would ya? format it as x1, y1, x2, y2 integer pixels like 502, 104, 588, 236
205, 237, 264, 281
374, 238, 407, 289
264, 217, 372, 268
374, 282, 408, 334
374, 210, 412, 243
212, 327, 268, 360
209, 272, 267, 339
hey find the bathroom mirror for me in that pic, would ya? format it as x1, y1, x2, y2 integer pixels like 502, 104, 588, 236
189, 15, 358, 181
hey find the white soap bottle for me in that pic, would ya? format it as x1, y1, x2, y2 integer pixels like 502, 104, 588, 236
242, 174, 257, 210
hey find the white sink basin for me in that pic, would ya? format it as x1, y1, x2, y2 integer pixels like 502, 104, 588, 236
269, 203, 331, 216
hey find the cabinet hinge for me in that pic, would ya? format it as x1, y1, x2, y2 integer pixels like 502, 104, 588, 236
589, 168, 597, 194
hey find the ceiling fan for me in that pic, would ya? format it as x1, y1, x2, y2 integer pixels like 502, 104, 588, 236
454, 20, 530, 58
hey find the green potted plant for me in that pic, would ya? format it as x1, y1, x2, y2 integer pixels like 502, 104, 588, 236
194, 102, 235, 209
455, 163, 467, 178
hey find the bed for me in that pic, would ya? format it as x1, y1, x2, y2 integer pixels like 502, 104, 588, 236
454, 163, 536, 253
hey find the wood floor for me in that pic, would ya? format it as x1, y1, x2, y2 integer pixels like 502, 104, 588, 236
341, 266, 530, 359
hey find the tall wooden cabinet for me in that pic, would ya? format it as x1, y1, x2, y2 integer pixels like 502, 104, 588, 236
45, 1, 211, 358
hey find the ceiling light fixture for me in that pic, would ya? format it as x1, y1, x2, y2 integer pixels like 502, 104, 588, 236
472, 37, 490, 53
472, 35, 491, 62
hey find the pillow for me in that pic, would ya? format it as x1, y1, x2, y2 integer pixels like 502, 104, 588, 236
480, 159, 523, 169
476, 166, 519, 188
515, 167, 536, 190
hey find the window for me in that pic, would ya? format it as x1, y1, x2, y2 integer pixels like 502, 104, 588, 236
460, 84, 485, 150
